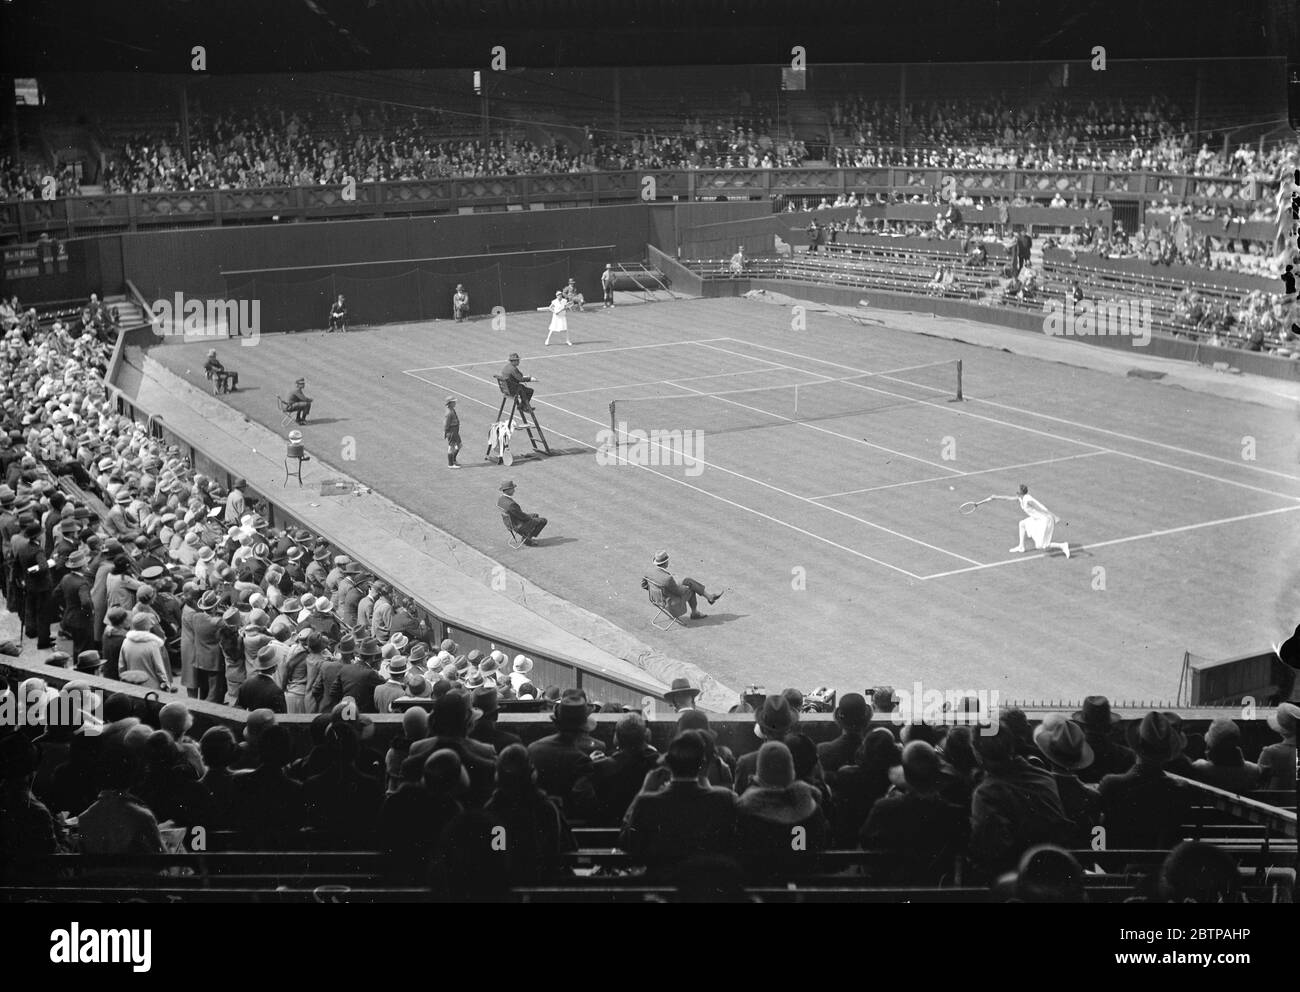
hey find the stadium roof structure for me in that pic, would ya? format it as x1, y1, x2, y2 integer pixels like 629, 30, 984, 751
1, 0, 1293, 74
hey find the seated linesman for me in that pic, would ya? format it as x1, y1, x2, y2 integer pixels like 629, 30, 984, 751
498, 480, 547, 545
328, 295, 347, 333
641, 549, 724, 621
286, 377, 313, 424
204, 349, 238, 391
562, 278, 585, 311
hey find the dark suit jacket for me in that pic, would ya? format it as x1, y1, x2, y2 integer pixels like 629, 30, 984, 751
190, 611, 223, 673
57, 571, 93, 630
619, 780, 738, 872
817, 731, 864, 775
528, 733, 597, 818
585, 747, 661, 827
469, 720, 523, 754
236, 673, 287, 713
329, 662, 384, 713
859, 790, 969, 884
497, 495, 539, 533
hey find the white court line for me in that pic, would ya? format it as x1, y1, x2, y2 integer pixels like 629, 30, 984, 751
684, 340, 965, 474
547, 364, 794, 398
715, 338, 1300, 504
401, 338, 729, 374
442, 364, 981, 569
723, 337, 1300, 484
810, 450, 1112, 501
400, 366, 927, 579
919, 504, 1300, 581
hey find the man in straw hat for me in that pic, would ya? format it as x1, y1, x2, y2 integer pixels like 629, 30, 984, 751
641, 549, 724, 622
663, 677, 700, 712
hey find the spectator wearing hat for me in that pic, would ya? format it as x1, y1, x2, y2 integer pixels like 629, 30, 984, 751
1157, 841, 1244, 904
528, 692, 600, 819
191, 591, 224, 703
1190, 719, 1262, 794
507, 654, 533, 693
1258, 703, 1298, 789
1032, 714, 1101, 846
581, 712, 660, 827
0, 733, 69, 879
408, 691, 497, 801
159, 701, 205, 779
1097, 712, 1193, 850
993, 844, 1088, 903
302, 723, 383, 845
374, 655, 410, 714
969, 721, 1073, 877
55, 546, 95, 658
13, 518, 55, 648
676, 709, 735, 789
74, 748, 165, 856
119, 613, 173, 691
237, 645, 287, 713
641, 549, 723, 622
103, 489, 141, 543
735, 741, 829, 878
733, 694, 797, 793
385, 708, 430, 794
484, 744, 577, 883
196, 727, 241, 830
232, 724, 305, 844
620, 730, 738, 877
468, 686, 522, 753
1071, 696, 1136, 784
333, 565, 366, 629
369, 582, 394, 642
325, 637, 385, 713
379, 749, 468, 876
223, 479, 246, 526
859, 740, 969, 884
309, 633, 350, 713
497, 480, 547, 545
499, 352, 537, 411
286, 378, 313, 425
818, 692, 874, 774
663, 677, 699, 712
443, 397, 462, 469
277, 632, 312, 714
100, 606, 130, 680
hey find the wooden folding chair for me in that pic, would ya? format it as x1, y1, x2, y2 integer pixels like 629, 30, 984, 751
501, 512, 526, 550
276, 396, 295, 427
646, 585, 685, 630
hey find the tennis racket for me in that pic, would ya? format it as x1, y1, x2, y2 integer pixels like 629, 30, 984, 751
960, 496, 994, 514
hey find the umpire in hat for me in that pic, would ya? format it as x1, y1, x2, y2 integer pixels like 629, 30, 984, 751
286, 378, 313, 425
497, 480, 548, 546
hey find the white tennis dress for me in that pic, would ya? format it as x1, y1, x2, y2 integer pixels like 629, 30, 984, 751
1019, 493, 1057, 548
547, 298, 568, 332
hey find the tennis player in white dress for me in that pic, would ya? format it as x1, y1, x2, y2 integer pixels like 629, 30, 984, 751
991, 483, 1070, 558
544, 291, 572, 346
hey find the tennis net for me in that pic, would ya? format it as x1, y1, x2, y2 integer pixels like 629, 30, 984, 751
608, 358, 963, 441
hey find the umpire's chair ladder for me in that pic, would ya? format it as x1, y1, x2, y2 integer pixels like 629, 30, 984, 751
485, 376, 552, 462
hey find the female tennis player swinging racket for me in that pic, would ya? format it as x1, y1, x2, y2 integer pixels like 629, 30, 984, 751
989, 483, 1071, 558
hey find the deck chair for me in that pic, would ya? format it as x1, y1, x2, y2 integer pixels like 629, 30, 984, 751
206, 368, 234, 394
645, 582, 686, 630
500, 511, 526, 550
276, 396, 295, 427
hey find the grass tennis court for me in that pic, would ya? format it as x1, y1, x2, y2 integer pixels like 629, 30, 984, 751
153, 296, 1300, 703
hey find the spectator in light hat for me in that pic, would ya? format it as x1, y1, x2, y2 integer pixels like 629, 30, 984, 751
509, 654, 534, 693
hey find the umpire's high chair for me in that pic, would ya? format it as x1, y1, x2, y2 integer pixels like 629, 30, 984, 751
485, 375, 551, 463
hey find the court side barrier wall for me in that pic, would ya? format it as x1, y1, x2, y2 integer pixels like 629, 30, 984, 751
219, 246, 613, 334
121, 204, 654, 302
1182, 649, 1297, 707
2, 657, 1281, 760
707, 278, 1300, 383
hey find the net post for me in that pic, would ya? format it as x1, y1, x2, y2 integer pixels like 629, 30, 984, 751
956, 360, 963, 401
